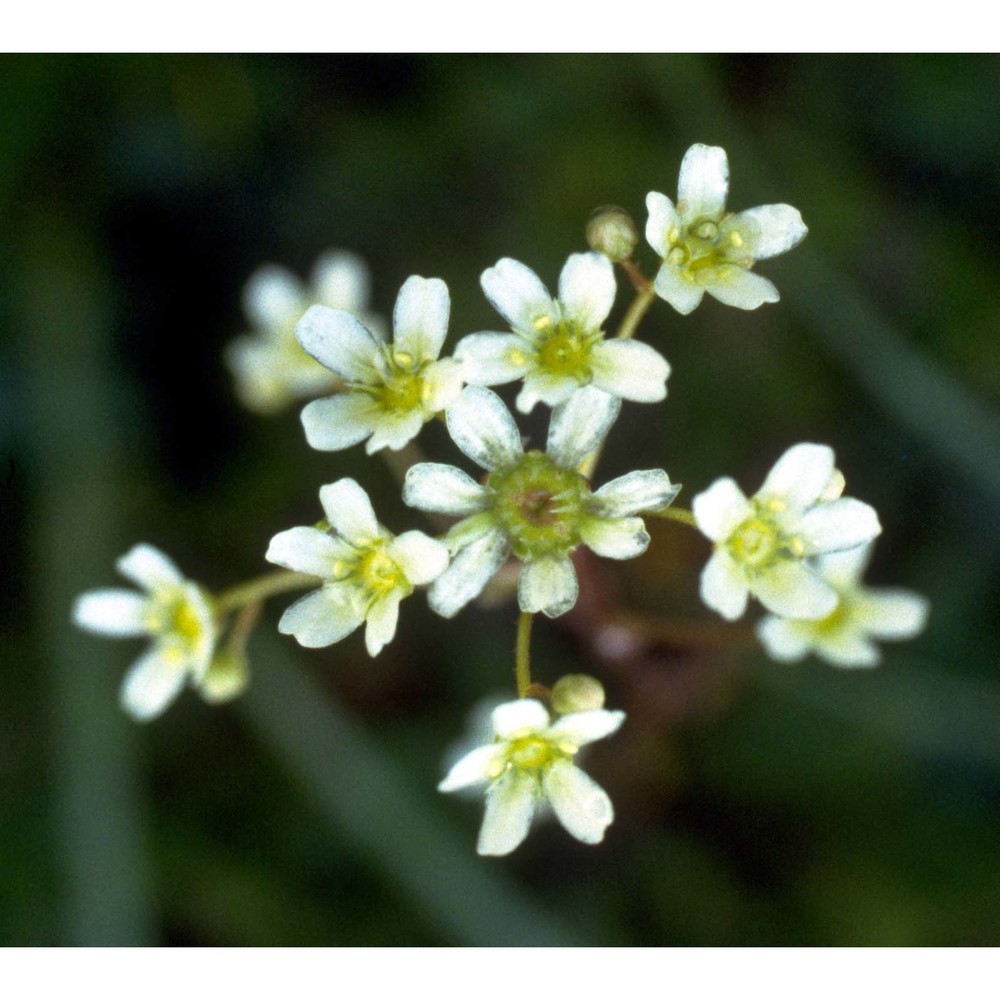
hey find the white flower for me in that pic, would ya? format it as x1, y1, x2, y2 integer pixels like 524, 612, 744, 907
298, 275, 464, 454
456, 253, 670, 413
225, 250, 385, 413
266, 478, 449, 657
646, 144, 808, 314
693, 443, 881, 621
72, 544, 217, 721
757, 543, 929, 667
439, 697, 625, 856
404, 385, 680, 619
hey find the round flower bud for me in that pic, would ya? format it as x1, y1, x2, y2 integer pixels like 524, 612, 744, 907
551, 673, 606, 715
586, 206, 639, 263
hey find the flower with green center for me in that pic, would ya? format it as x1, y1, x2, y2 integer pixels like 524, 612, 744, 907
455, 253, 670, 413
756, 543, 929, 667
297, 275, 464, 454
225, 250, 385, 414
72, 544, 217, 721
693, 443, 882, 621
439, 697, 625, 856
646, 144, 808, 314
266, 478, 449, 656
403, 385, 680, 619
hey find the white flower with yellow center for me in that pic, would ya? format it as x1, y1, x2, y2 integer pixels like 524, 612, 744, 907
439, 697, 625, 856
757, 543, 929, 667
225, 250, 385, 413
693, 443, 881, 621
72, 544, 217, 721
404, 385, 680, 619
456, 252, 670, 413
266, 478, 449, 657
297, 275, 463, 454
646, 144, 808, 314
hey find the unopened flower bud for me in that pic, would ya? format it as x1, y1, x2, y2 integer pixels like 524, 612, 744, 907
200, 649, 250, 704
586, 206, 639, 262
551, 673, 606, 715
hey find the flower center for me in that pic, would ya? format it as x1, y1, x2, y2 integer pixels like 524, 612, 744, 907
356, 542, 406, 595
534, 321, 593, 378
727, 506, 806, 573
144, 586, 209, 662
666, 215, 754, 283
487, 452, 587, 559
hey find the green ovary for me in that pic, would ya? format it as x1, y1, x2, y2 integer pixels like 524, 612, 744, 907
356, 543, 406, 596
727, 509, 805, 573
488, 452, 587, 559
534, 321, 595, 379
667, 215, 754, 283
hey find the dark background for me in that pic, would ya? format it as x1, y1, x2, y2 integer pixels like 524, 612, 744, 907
2, 54, 998, 946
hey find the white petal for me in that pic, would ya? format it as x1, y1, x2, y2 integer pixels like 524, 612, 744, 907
548, 708, 625, 747
392, 275, 450, 361
492, 698, 551, 737
653, 264, 705, 315
300, 393, 378, 452
515, 370, 578, 413
480, 258, 553, 333
518, 555, 579, 618
579, 516, 649, 560
455, 332, 534, 385
700, 549, 749, 620
813, 542, 873, 589
388, 530, 449, 586
758, 443, 835, 512
364, 593, 401, 657
278, 586, 366, 648
645, 191, 681, 257
364, 410, 426, 454
428, 528, 510, 618
311, 250, 371, 311
797, 499, 881, 554
403, 462, 490, 516
753, 562, 838, 620
729, 204, 808, 260
438, 744, 505, 792
116, 544, 183, 590
543, 761, 614, 845
705, 268, 779, 310
73, 589, 149, 637
119, 648, 187, 722
677, 143, 729, 220
853, 590, 930, 640
557, 252, 616, 330
242, 265, 303, 330
319, 478, 381, 545
546, 386, 620, 469
265, 526, 349, 578
418, 358, 464, 414
756, 615, 811, 662
296, 305, 383, 382
477, 771, 537, 856
592, 469, 680, 517
445, 386, 523, 472
813, 630, 881, 668
692, 478, 753, 542
589, 339, 670, 403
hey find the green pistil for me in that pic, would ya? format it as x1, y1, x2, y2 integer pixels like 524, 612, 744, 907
667, 215, 754, 280
531, 317, 597, 379
488, 452, 586, 559
727, 503, 806, 574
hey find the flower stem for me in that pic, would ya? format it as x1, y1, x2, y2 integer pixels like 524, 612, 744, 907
648, 506, 698, 528
214, 569, 316, 615
615, 272, 656, 342
515, 610, 534, 698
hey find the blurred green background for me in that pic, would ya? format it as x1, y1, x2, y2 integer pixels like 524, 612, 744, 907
2, 54, 998, 947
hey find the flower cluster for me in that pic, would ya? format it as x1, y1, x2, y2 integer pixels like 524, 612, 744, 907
73, 143, 930, 858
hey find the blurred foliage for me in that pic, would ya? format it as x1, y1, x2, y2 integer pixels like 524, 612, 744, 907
1, 54, 998, 947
